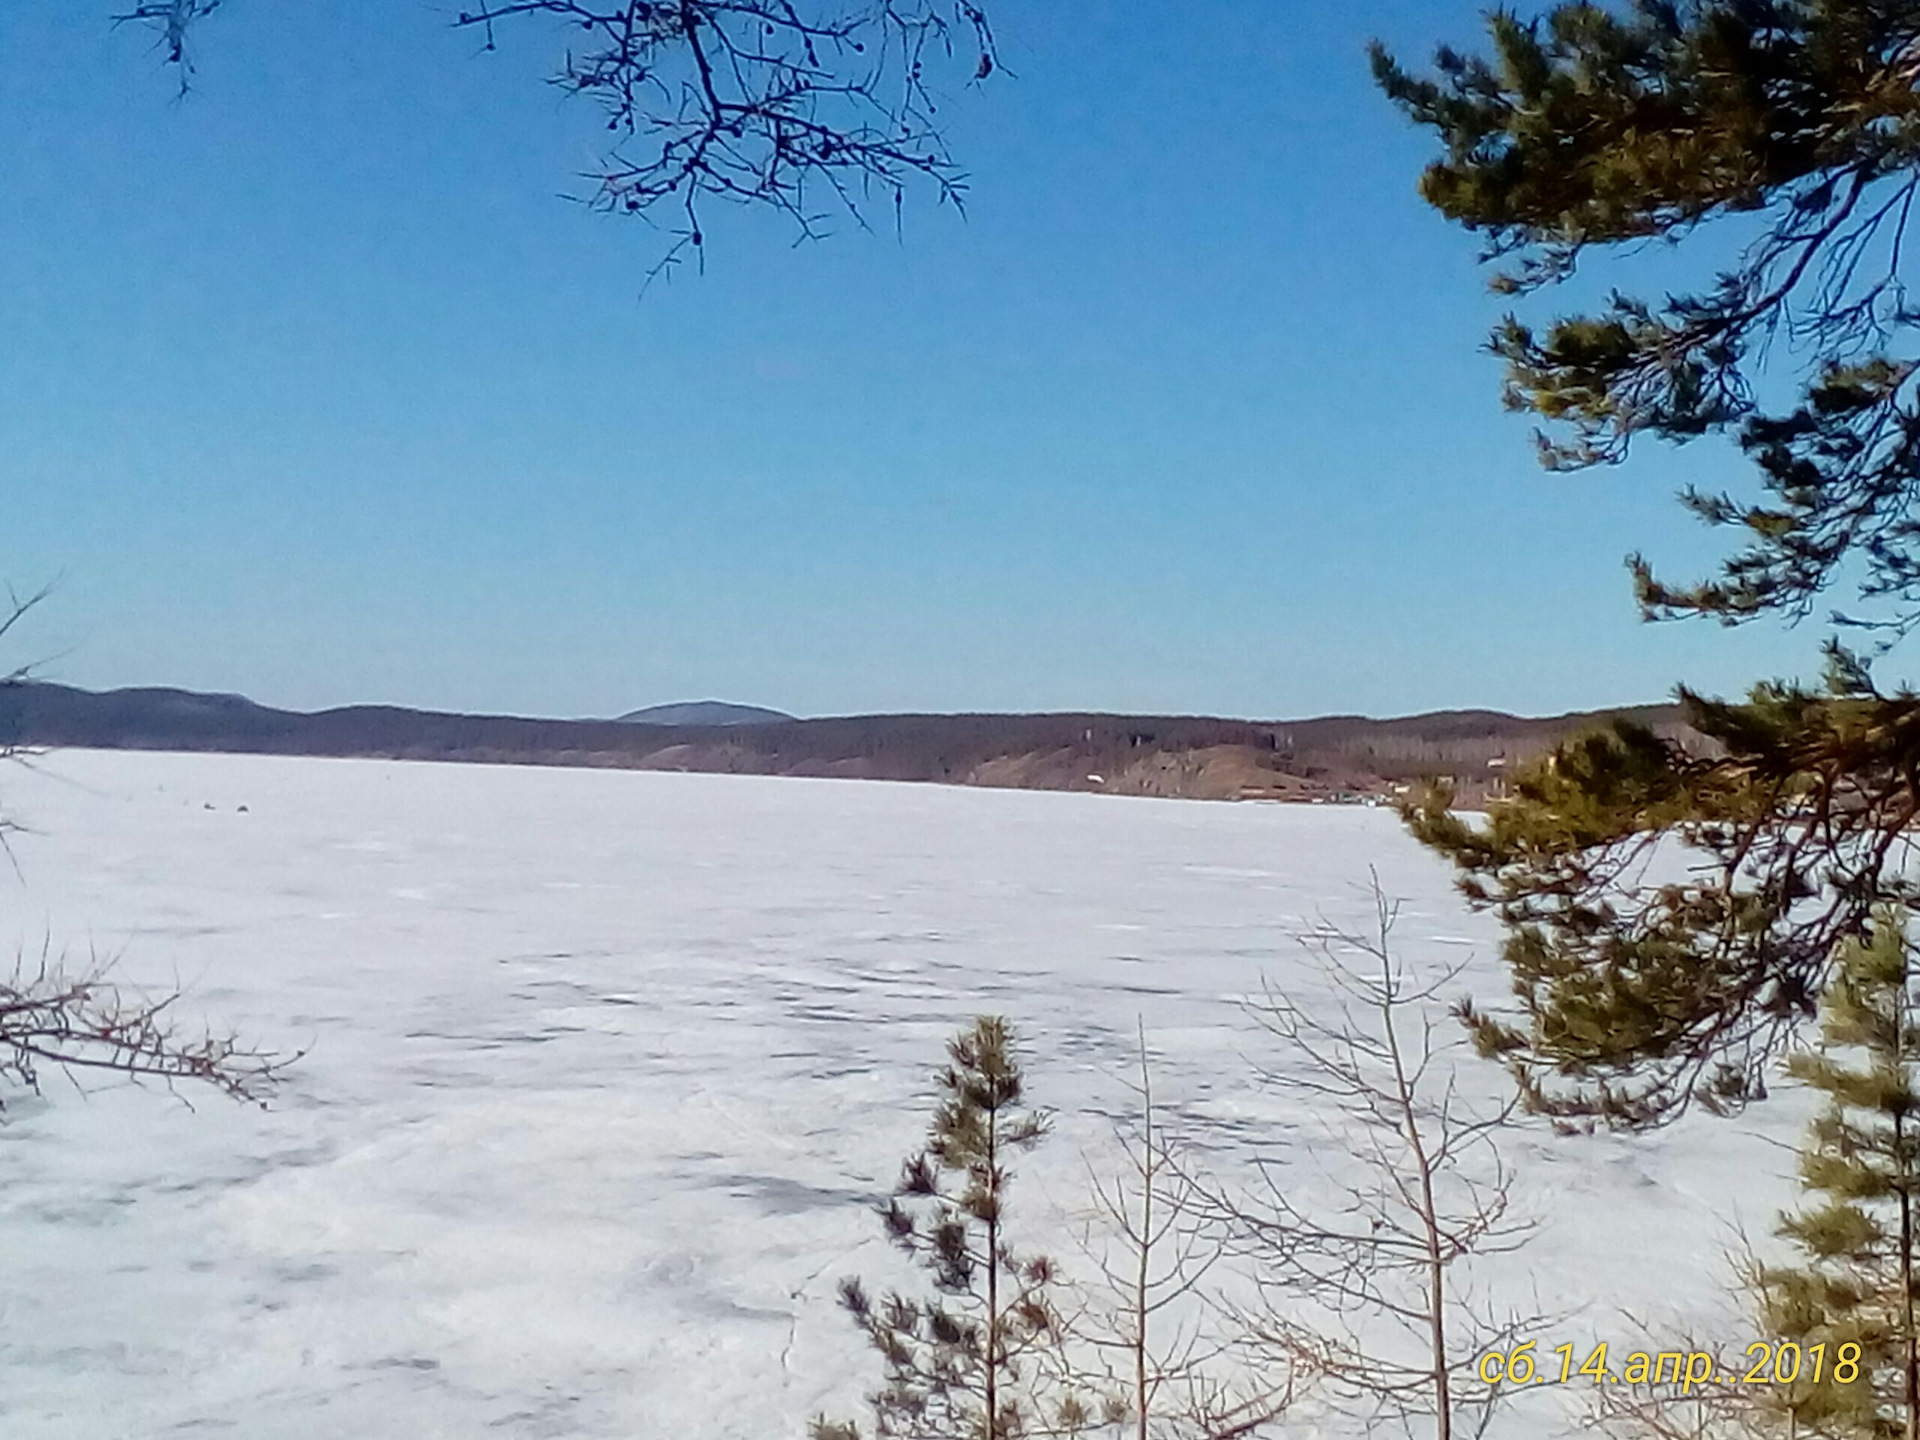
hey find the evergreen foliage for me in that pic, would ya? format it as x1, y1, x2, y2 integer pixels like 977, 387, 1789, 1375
1753, 908, 1920, 1437
813, 1016, 1101, 1440
1405, 653, 1920, 1128
1378, 1, 1920, 1128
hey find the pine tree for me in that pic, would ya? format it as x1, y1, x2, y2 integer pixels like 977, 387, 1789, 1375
813, 1016, 1097, 1440
1755, 909, 1920, 1439
1376, 1, 1920, 1128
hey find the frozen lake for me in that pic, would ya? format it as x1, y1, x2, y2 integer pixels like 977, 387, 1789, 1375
0, 751, 1801, 1438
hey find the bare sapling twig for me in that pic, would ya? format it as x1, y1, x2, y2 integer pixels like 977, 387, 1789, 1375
0, 580, 52, 680
1579, 1312, 1768, 1440
1, 943, 293, 1109
1069, 1020, 1298, 1440
0, 580, 56, 858
0, 582, 292, 1111
1206, 871, 1550, 1440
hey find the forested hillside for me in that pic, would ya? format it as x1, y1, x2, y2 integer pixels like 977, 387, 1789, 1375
0, 682, 1683, 803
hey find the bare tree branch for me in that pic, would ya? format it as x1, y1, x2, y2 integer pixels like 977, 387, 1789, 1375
1066, 1020, 1300, 1440
1197, 873, 1555, 1440
0, 944, 295, 1109
0, 581, 294, 1112
115, 0, 998, 278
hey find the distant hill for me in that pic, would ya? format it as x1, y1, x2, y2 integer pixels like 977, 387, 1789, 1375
0, 681, 1688, 804
617, 701, 794, 726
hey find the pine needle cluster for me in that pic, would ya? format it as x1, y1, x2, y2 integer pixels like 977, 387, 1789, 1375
1380, 0, 1920, 1133
1754, 909, 1920, 1438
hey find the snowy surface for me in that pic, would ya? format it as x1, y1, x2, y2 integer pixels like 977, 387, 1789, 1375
0, 750, 1806, 1438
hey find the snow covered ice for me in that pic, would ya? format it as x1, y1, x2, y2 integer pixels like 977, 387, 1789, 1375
1, 750, 1808, 1438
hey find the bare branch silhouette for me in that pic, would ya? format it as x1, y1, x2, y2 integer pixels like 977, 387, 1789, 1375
115, 0, 998, 276
1, 944, 294, 1109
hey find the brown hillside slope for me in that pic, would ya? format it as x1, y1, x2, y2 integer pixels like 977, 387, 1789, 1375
0, 683, 1686, 803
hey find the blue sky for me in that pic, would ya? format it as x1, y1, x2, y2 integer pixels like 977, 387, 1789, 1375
0, 1, 1834, 720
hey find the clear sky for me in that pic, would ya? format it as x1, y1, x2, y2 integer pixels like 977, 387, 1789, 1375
0, 1, 1835, 721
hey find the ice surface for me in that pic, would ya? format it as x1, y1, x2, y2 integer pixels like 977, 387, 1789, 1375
0, 751, 1808, 1438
